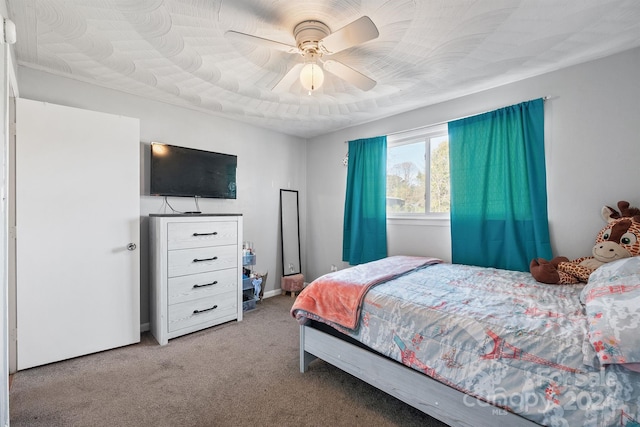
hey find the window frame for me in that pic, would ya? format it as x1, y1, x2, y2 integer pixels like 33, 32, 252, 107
386, 123, 449, 220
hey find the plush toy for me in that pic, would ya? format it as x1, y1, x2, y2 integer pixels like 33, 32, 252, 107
530, 201, 640, 284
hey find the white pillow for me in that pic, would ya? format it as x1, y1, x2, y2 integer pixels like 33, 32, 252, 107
581, 257, 640, 304
588, 257, 640, 282
582, 274, 640, 367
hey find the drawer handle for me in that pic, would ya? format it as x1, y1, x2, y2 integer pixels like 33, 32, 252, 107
193, 256, 218, 263
193, 232, 218, 236
193, 281, 218, 289
193, 305, 218, 314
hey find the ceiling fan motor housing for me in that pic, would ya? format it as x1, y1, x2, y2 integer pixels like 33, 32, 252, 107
294, 21, 330, 56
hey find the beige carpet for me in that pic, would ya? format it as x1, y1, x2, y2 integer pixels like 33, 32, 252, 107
10, 295, 450, 427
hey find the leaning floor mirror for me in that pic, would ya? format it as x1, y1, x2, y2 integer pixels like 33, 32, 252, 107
280, 189, 301, 276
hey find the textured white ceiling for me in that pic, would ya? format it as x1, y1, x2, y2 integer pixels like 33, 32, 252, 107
7, 0, 640, 138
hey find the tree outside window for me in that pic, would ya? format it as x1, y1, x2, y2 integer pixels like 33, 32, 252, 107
387, 125, 449, 215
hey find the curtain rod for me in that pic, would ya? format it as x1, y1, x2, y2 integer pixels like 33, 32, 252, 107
345, 95, 553, 142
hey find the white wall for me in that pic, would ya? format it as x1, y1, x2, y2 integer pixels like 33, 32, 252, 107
0, 2, 9, 421
16, 67, 307, 326
306, 47, 640, 282
0, 0, 18, 418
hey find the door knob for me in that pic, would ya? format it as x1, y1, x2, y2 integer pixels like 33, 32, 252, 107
127, 243, 137, 251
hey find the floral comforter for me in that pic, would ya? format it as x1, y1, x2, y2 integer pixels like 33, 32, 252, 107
295, 260, 640, 427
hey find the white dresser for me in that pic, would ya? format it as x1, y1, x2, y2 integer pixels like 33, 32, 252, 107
149, 214, 243, 345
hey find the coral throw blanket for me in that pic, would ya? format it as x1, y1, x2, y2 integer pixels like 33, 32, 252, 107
291, 256, 441, 331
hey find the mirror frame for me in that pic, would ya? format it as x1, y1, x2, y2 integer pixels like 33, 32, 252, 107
280, 189, 302, 276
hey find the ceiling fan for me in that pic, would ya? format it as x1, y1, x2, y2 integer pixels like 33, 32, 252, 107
225, 16, 379, 94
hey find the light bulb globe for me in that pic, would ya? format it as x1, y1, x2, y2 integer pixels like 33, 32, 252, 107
299, 63, 324, 92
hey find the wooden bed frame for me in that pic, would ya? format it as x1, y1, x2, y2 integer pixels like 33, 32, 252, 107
299, 322, 540, 427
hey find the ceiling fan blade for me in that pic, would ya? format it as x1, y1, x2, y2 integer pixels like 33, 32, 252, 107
225, 30, 298, 54
323, 60, 376, 91
320, 16, 379, 54
273, 63, 305, 92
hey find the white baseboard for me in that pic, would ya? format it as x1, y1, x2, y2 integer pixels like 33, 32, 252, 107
263, 289, 283, 299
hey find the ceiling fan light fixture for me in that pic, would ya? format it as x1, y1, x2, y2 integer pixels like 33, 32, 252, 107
299, 62, 324, 94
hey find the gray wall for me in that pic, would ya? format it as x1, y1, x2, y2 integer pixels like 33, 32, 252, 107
305, 47, 640, 281
16, 67, 308, 327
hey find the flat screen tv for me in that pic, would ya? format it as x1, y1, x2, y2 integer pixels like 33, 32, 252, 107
150, 143, 237, 199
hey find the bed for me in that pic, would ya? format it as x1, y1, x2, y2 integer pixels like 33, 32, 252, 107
291, 256, 640, 427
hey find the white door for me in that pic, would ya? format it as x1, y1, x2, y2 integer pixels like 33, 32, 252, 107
16, 98, 140, 370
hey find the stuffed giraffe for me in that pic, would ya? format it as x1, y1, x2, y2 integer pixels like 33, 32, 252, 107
530, 201, 640, 284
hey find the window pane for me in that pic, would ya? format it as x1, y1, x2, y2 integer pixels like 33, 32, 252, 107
386, 124, 449, 216
387, 141, 426, 213
429, 136, 450, 213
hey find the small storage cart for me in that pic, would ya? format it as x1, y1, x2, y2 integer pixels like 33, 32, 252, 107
242, 242, 265, 311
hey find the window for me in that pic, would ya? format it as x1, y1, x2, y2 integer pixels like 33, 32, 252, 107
386, 124, 449, 216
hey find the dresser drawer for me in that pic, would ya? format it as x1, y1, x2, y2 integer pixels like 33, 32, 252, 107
168, 292, 237, 333
168, 268, 237, 305
168, 245, 238, 277
167, 221, 237, 250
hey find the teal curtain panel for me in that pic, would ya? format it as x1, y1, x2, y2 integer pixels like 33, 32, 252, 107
448, 98, 552, 271
343, 136, 388, 265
